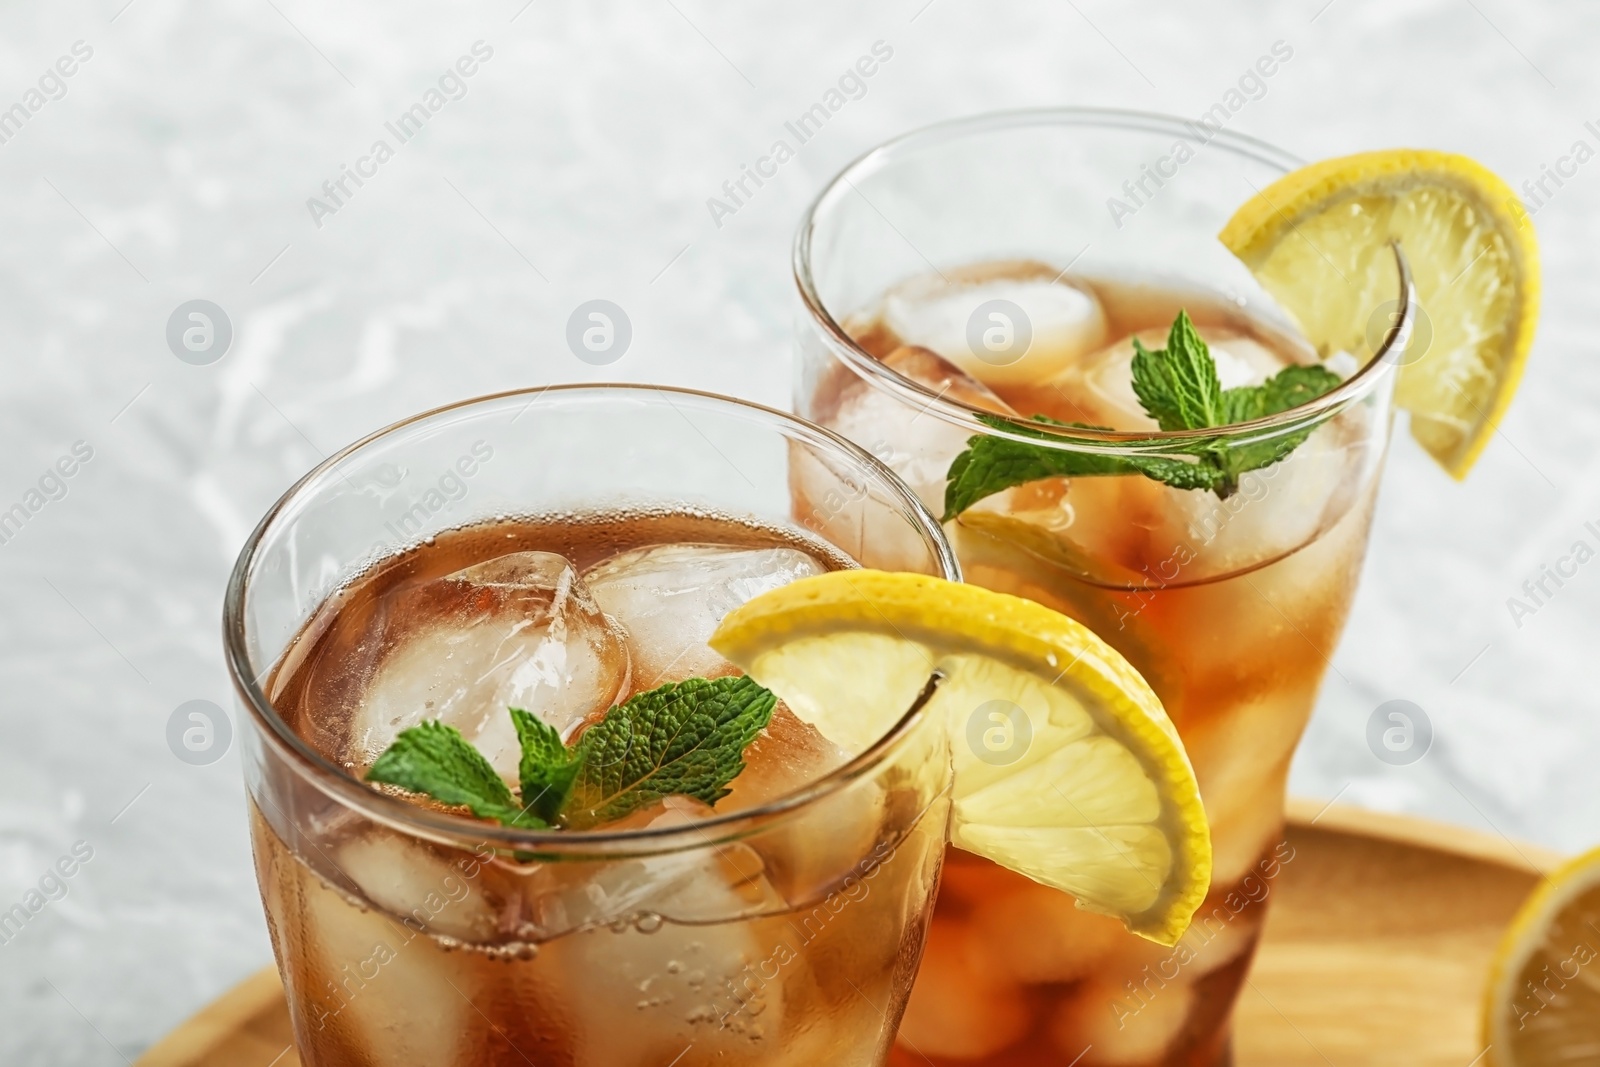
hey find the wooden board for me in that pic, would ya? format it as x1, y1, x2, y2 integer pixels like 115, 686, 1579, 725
136, 800, 1561, 1067
1233, 798, 1557, 1065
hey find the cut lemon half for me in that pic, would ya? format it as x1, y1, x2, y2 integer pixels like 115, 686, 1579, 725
709, 570, 1210, 945
1219, 149, 1539, 478
1482, 846, 1600, 1065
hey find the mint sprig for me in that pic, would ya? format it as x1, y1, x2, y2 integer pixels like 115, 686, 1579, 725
365, 676, 777, 832
941, 310, 1341, 519
943, 413, 1224, 517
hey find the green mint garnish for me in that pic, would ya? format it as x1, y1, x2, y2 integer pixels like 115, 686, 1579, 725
943, 412, 1222, 517
1130, 310, 1226, 432
510, 707, 585, 825
365, 675, 777, 832
366, 720, 550, 830
562, 676, 776, 830
942, 310, 1341, 519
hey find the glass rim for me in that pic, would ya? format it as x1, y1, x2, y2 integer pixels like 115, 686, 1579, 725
222, 382, 961, 856
792, 106, 1415, 454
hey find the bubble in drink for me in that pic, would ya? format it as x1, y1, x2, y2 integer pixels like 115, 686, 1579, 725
584, 543, 825, 687
351, 550, 630, 780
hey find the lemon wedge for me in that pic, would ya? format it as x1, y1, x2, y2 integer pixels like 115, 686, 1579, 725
709, 570, 1210, 945
1482, 846, 1600, 1064
1220, 149, 1539, 478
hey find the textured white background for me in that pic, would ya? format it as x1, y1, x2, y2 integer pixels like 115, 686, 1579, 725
0, 0, 1593, 1061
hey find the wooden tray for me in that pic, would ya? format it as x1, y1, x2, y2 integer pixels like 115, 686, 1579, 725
137, 800, 1559, 1067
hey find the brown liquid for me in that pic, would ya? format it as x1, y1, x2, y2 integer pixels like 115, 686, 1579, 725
802, 262, 1385, 1067
253, 511, 947, 1067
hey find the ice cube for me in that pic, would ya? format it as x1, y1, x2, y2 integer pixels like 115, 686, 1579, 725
822, 345, 1015, 518
1180, 690, 1302, 885
882, 274, 1109, 387
354, 551, 630, 781
1049, 978, 1194, 1064
721, 704, 887, 903
529, 800, 788, 1064
1209, 335, 1284, 389
895, 916, 1033, 1058
721, 702, 852, 812
336, 832, 500, 943
799, 344, 1015, 571
584, 543, 825, 687
969, 879, 1127, 984
298, 860, 480, 1065
515, 797, 779, 936
1155, 410, 1365, 579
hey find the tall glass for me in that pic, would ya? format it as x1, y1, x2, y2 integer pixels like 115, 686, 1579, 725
224, 385, 961, 1067
794, 110, 1409, 1065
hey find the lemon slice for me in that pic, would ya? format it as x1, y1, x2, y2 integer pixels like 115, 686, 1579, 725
1219, 149, 1540, 478
1482, 846, 1600, 1064
709, 570, 1210, 945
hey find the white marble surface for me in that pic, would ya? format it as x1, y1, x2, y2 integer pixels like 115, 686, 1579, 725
0, 0, 1595, 1060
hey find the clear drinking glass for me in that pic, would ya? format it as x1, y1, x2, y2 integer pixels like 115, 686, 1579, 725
793, 109, 1411, 1065
223, 385, 961, 1067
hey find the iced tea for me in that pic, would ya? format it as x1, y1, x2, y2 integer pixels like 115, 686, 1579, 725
793, 111, 1401, 1064
800, 260, 1392, 1065
225, 386, 961, 1067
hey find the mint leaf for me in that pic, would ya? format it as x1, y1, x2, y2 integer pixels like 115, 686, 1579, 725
1221, 364, 1342, 424
940, 312, 1343, 515
510, 707, 585, 825
563, 676, 777, 829
1130, 311, 1224, 432
1258, 364, 1342, 414
943, 414, 1222, 520
1214, 364, 1344, 480
366, 720, 548, 830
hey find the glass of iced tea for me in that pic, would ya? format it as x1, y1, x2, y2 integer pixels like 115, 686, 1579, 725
223, 385, 960, 1067
794, 110, 1410, 1064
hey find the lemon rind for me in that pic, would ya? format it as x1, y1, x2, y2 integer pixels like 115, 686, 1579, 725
1481, 844, 1600, 1065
